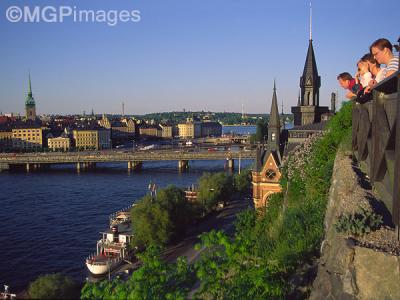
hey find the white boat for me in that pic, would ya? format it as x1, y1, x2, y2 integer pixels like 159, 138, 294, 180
86, 211, 134, 276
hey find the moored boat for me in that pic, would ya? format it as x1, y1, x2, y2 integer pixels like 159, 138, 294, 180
86, 209, 134, 276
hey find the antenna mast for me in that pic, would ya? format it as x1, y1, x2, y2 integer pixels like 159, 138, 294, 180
309, 2, 312, 40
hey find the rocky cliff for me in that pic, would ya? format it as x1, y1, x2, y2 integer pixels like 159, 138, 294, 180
310, 151, 400, 300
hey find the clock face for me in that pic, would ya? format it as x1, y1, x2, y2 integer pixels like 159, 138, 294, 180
266, 169, 276, 179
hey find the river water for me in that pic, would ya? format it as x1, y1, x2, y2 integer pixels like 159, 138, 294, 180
0, 127, 254, 291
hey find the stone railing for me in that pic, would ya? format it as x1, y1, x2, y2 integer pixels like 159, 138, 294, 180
352, 70, 400, 238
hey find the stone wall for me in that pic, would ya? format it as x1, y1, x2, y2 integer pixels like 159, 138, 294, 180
309, 152, 400, 300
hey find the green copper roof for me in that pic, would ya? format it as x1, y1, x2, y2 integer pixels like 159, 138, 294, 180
25, 73, 36, 106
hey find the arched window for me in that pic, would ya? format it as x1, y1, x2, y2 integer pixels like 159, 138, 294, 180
271, 133, 276, 141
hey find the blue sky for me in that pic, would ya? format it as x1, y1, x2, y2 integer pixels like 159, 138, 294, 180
0, 0, 398, 115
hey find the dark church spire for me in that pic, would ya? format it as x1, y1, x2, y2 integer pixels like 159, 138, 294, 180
268, 80, 280, 151
291, 3, 329, 126
269, 80, 280, 129
299, 2, 320, 107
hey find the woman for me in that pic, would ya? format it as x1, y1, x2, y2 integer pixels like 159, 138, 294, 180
370, 38, 399, 79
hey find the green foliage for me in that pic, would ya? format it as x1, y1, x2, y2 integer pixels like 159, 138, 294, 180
255, 119, 268, 143
193, 101, 354, 297
131, 194, 172, 249
156, 185, 195, 241
326, 101, 353, 144
130, 173, 234, 249
194, 230, 286, 299
234, 169, 252, 192
249, 133, 257, 144
197, 172, 233, 213
130, 185, 194, 249
28, 273, 79, 299
335, 207, 383, 236
81, 246, 196, 300
136, 111, 268, 125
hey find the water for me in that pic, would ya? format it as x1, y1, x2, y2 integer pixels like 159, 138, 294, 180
0, 159, 252, 291
222, 125, 256, 135
222, 124, 293, 136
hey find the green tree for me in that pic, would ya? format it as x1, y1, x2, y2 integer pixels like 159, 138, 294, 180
81, 246, 195, 300
234, 169, 252, 192
255, 119, 268, 143
197, 172, 233, 214
155, 185, 194, 241
131, 194, 172, 249
28, 273, 79, 299
130, 185, 195, 249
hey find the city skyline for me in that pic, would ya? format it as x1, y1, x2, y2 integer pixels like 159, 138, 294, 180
0, 0, 398, 115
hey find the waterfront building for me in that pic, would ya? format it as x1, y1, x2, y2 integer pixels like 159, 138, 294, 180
177, 118, 202, 139
0, 127, 13, 151
201, 121, 222, 137
47, 135, 71, 151
159, 123, 173, 139
25, 74, 37, 121
139, 125, 162, 139
98, 128, 112, 149
12, 124, 43, 150
73, 129, 97, 150
73, 128, 111, 150
98, 115, 136, 142
252, 82, 283, 208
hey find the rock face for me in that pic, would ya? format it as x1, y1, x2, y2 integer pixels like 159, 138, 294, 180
309, 152, 400, 300
353, 247, 400, 300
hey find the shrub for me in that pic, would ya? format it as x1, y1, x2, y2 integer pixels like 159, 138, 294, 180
334, 207, 383, 236
28, 273, 79, 299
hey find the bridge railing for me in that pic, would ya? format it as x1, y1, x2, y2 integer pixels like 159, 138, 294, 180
352, 69, 400, 238
0, 150, 256, 164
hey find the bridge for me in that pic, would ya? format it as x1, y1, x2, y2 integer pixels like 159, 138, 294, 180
0, 149, 256, 172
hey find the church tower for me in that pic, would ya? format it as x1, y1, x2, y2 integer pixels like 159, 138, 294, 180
251, 81, 283, 209
299, 38, 320, 107
267, 80, 281, 152
291, 4, 329, 126
25, 73, 36, 121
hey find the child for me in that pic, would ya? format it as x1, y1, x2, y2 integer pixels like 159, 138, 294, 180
361, 53, 385, 84
337, 72, 362, 100
355, 60, 373, 88
360, 53, 385, 94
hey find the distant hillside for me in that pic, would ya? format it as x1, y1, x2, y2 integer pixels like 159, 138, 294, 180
131, 111, 293, 125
